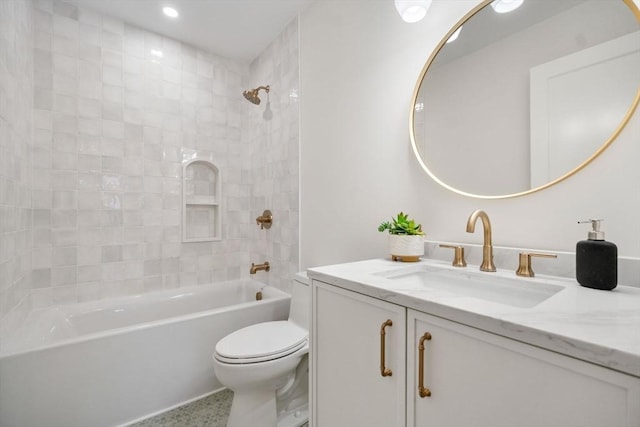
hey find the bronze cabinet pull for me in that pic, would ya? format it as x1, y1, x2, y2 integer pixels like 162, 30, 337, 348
418, 332, 432, 397
380, 319, 393, 377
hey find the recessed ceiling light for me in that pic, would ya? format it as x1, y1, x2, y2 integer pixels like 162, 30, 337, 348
162, 6, 179, 18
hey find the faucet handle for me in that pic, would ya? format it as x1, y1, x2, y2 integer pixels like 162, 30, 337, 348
439, 244, 467, 267
516, 252, 557, 277
256, 209, 273, 230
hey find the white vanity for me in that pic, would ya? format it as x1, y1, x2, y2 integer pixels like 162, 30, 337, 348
308, 258, 640, 427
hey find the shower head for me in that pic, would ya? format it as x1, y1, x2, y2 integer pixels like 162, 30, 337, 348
243, 85, 270, 105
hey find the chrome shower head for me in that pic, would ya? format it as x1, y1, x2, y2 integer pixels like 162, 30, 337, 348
243, 85, 270, 105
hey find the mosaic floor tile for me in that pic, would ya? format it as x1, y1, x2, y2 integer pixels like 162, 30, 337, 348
131, 389, 309, 427
131, 389, 233, 427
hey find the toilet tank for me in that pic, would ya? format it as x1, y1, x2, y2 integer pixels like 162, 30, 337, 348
288, 272, 310, 330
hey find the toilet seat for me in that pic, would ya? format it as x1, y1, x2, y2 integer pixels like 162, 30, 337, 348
215, 321, 308, 364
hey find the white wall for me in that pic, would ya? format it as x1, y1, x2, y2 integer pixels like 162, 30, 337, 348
300, 0, 640, 270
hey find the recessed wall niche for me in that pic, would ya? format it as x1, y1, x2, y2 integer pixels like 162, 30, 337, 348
182, 159, 221, 242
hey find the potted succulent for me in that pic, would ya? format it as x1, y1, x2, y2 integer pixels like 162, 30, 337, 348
378, 212, 425, 262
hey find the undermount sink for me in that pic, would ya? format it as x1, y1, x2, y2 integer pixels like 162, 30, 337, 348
376, 264, 564, 308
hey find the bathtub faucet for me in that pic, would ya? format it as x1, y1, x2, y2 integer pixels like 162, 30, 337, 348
250, 262, 270, 274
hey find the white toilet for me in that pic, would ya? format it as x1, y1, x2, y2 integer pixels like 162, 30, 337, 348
213, 274, 310, 427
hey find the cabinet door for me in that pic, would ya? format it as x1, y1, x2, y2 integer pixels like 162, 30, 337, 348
312, 281, 406, 427
408, 309, 640, 427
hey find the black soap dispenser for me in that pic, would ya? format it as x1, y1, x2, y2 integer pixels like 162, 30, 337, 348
576, 219, 617, 290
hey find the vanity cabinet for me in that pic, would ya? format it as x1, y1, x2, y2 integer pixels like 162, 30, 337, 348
407, 310, 639, 427
311, 279, 640, 427
312, 282, 406, 426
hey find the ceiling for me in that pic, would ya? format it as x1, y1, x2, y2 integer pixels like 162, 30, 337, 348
70, 0, 315, 63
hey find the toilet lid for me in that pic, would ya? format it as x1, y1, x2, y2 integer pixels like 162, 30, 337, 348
215, 321, 308, 364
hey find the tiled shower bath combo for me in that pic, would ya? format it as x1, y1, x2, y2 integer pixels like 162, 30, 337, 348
0, 0, 301, 425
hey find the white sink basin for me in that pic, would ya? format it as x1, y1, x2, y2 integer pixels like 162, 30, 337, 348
377, 264, 564, 308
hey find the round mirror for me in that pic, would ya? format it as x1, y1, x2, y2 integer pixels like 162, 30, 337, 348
411, 0, 640, 199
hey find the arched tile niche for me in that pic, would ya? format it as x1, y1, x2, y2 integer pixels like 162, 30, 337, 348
182, 159, 221, 242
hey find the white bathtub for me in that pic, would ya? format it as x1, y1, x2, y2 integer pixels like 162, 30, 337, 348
0, 279, 290, 427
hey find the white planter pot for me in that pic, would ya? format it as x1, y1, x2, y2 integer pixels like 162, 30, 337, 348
388, 234, 424, 262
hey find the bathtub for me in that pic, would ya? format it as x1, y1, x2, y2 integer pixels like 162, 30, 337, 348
0, 279, 290, 427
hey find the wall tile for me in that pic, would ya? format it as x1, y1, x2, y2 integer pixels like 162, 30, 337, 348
53, 15, 78, 40
247, 17, 300, 291
27, 1, 246, 301
0, 0, 299, 326
0, 0, 34, 328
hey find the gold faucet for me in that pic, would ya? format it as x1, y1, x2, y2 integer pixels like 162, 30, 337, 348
465, 210, 496, 272
250, 262, 270, 274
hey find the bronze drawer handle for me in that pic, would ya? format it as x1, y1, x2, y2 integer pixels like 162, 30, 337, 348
380, 319, 393, 377
418, 332, 432, 397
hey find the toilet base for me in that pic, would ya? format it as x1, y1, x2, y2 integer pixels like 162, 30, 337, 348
226, 391, 308, 427
278, 402, 309, 427
227, 386, 278, 427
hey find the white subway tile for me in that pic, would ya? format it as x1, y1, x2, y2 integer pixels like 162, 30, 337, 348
51, 209, 77, 228
51, 190, 76, 209
101, 245, 122, 263
51, 265, 76, 286
102, 65, 123, 86
76, 228, 101, 246
78, 43, 101, 63
77, 281, 101, 301
32, 248, 53, 268
51, 228, 77, 246
77, 191, 101, 209
78, 8, 102, 27
52, 246, 77, 266
77, 210, 100, 228
77, 245, 101, 265
123, 226, 145, 243
77, 78, 102, 100
123, 261, 143, 279
51, 284, 77, 304
53, 15, 78, 40
31, 287, 53, 309
101, 31, 122, 52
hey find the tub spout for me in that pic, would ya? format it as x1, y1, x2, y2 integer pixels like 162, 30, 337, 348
250, 262, 270, 274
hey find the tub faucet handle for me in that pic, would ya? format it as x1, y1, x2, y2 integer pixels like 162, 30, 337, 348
256, 210, 273, 229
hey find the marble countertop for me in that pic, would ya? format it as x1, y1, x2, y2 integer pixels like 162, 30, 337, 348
307, 258, 640, 378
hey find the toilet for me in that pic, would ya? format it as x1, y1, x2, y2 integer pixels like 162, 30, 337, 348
213, 273, 310, 427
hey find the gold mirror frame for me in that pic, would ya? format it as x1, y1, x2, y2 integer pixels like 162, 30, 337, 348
409, 0, 640, 200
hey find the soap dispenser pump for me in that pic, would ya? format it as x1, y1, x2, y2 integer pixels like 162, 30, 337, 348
576, 219, 617, 290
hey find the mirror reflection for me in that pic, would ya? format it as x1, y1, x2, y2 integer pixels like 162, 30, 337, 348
412, 0, 639, 198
